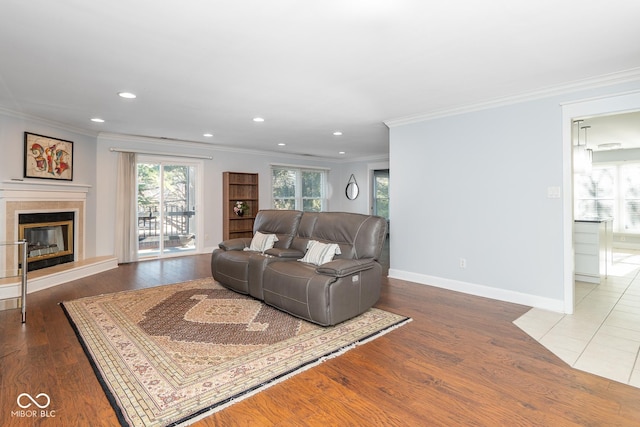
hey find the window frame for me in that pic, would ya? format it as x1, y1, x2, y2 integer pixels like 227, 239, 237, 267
271, 165, 328, 212
575, 161, 640, 234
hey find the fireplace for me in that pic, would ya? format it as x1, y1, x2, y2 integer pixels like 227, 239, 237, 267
18, 212, 75, 271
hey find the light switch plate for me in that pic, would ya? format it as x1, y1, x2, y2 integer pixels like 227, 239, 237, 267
547, 186, 561, 198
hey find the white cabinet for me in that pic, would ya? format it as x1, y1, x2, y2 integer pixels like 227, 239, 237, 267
574, 219, 613, 284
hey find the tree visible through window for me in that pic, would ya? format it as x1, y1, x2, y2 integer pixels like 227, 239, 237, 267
575, 163, 640, 233
574, 167, 615, 220
272, 167, 326, 211
137, 161, 197, 256
621, 164, 640, 232
373, 169, 389, 220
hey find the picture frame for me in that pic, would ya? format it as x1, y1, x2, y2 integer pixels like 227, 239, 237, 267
24, 132, 74, 181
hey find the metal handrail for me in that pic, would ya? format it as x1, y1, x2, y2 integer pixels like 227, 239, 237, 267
0, 239, 28, 323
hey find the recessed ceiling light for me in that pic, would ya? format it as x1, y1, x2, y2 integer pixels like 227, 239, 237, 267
203, 133, 213, 137
118, 91, 137, 99
333, 131, 343, 136
278, 143, 286, 146
253, 117, 265, 122
90, 118, 105, 123
339, 151, 346, 155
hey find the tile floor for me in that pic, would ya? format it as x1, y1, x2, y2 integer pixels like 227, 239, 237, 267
514, 250, 640, 388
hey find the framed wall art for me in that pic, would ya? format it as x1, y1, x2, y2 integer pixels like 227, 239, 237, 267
24, 132, 74, 181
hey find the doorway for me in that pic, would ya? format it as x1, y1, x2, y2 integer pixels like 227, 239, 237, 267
563, 90, 640, 313
136, 158, 200, 258
373, 169, 389, 223
368, 166, 390, 272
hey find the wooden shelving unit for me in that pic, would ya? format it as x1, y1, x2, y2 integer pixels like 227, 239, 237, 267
222, 172, 259, 240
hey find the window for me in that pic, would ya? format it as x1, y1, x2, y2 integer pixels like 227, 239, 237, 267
575, 162, 640, 233
272, 166, 327, 211
621, 164, 640, 232
575, 166, 615, 220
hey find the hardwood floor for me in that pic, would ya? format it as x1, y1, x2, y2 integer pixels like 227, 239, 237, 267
2, 254, 639, 426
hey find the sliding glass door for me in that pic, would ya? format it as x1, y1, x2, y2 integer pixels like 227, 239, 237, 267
137, 158, 198, 257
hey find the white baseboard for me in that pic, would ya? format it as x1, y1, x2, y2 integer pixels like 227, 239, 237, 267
388, 269, 565, 313
0, 256, 118, 301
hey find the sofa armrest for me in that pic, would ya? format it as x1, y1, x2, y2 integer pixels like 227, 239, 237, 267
315, 258, 375, 277
264, 247, 305, 259
218, 238, 251, 251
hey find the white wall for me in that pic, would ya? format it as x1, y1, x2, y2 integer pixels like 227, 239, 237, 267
328, 159, 391, 216
389, 81, 640, 312
95, 133, 380, 257
0, 109, 381, 262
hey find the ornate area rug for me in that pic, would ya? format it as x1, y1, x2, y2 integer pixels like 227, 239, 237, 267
61, 277, 410, 427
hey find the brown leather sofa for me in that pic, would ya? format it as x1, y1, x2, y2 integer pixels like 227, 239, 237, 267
211, 210, 388, 326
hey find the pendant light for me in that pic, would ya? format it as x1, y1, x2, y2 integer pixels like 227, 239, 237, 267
573, 120, 593, 174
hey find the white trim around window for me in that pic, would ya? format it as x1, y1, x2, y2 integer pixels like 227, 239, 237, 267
271, 165, 328, 212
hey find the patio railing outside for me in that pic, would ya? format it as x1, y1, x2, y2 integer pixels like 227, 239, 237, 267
137, 204, 195, 250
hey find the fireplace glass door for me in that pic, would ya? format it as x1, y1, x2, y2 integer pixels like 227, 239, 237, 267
18, 212, 75, 271
137, 160, 198, 257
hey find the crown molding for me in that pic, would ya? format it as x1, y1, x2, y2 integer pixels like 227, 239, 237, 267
0, 106, 99, 138
0, 110, 388, 164
98, 132, 388, 164
384, 67, 640, 128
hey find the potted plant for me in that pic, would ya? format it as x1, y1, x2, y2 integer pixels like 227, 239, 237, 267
233, 201, 249, 217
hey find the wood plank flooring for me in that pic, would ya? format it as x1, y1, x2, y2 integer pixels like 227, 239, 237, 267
1, 254, 639, 426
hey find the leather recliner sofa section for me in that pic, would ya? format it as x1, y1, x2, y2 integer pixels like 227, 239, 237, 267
211, 210, 388, 326
211, 209, 303, 297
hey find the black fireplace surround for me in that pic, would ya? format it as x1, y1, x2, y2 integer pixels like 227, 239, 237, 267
18, 211, 75, 271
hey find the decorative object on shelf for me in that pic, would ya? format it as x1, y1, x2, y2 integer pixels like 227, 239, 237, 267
234, 200, 249, 217
573, 120, 592, 174
24, 132, 74, 181
345, 174, 359, 200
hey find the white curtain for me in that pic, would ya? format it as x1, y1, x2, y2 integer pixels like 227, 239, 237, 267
115, 152, 139, 263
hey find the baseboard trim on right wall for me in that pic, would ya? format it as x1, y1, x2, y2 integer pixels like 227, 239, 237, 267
388, 269, 565, 313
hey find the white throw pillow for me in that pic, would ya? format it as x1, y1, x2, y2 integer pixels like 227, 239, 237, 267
244, 231, 278, 253
298, 240, 341, 266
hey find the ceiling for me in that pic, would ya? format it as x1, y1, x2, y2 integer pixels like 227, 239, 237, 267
1, 1, 640, 159
578, 111, 640, 152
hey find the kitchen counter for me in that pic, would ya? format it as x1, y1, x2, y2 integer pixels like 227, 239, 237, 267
574, 218, 613, 284
575, 217, 614, 223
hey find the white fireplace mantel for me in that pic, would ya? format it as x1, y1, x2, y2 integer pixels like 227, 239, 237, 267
0, 181, 89, 247
1, 179, 91, 197
0, 179, 117, 307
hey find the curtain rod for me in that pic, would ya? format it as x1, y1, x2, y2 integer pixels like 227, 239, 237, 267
109, 147, 212, 160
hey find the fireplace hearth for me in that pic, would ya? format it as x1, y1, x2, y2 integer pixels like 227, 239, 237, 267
19, 212, 75, 271
0, 183, 118, 305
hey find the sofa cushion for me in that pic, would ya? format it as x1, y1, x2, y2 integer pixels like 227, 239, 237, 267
245, 231, 278, 253
290, 212, 387, 261
210, 249, 252, 294
212, 210, 302, 295
298, 240, 341, 266
252, 209, 303, 249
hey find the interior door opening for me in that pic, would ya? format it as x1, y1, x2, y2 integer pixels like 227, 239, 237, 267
373, 169, 389, 233
563, 91, 640, 313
